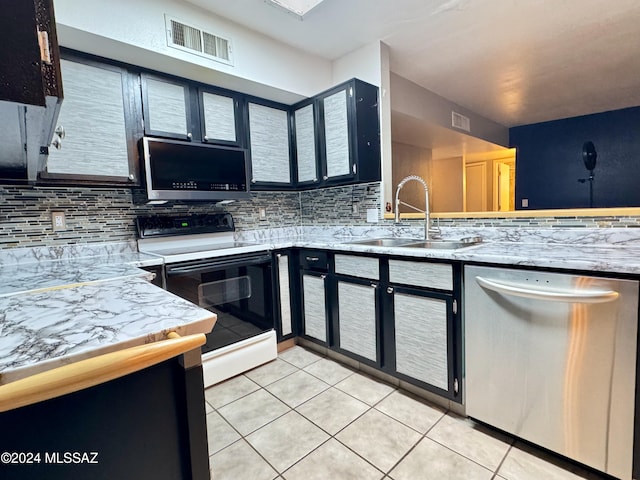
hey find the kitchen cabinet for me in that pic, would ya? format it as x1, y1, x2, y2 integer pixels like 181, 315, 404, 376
313, 78, 381, 188
299, 250, 330, 345
0, 349, 210, 480
198, 87, 241, 145
333, 254, 380, 363
274, 251, 296, 340
141, 74, 194, 141
292, 99, 319, 186
328, 253, 461, 400
248, 99, 293, 188
385, 258, 460, 399
42, 54, 139, 185
141, 73, 243, 146
0, 0, 62, 183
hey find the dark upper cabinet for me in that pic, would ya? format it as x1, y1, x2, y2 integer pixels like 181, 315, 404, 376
292, 78, 381, 189
198, 87, 242, 146
141, 74, 195, 141
40, 53, 139, 185
292, 98, 319, 187
247, 98, 294, 188
0, 0, 63, 183
140, 73, 242, 147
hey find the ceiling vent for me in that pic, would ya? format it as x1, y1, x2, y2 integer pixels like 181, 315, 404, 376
165, 15, 233, 65
451, 111, 471, 132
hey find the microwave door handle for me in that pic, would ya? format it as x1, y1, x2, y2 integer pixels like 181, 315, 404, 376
475, 276, 619, 304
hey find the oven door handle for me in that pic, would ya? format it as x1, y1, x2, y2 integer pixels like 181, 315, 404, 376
166, 253, 272, 275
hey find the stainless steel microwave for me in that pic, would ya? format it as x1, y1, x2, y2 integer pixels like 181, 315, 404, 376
141, 137, 250, 203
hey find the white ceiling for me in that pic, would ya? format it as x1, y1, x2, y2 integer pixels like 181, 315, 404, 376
185, 0, 640, 129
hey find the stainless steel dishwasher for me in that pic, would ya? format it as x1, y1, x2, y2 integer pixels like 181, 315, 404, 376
464, 265, 638, 480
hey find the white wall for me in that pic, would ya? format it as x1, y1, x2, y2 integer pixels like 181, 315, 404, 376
53, 0, 332, 103
390, 73, 509, 147
331, 41, 392, 218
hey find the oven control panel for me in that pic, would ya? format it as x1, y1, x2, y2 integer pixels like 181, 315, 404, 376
137, 213, 234, 238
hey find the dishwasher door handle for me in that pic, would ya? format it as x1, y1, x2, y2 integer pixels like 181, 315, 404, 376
475, 276, 619, 303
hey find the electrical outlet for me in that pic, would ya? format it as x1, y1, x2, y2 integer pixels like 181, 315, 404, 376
521, 198, 529, 208
259, 207, 267, 220
52, 211, 66, 231
352, 203, 359, 215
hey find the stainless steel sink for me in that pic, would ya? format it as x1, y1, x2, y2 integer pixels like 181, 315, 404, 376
346, 237, 421, 247
401, 237, 482, 250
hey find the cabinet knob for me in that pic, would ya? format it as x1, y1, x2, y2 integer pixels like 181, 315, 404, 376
320, 274, 327, 280
387, 287, 394, 294
313, 178, 318, 182
187, 132, 192, 139
128, 173, 135, 181
203, 135, 209, 141
276, 253, 281, 258
323, 175, 328, 180
54, 125, 65, 140
371, 283, 378, 289
251, 179, 256, 183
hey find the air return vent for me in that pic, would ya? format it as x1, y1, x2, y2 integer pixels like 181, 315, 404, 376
165, 15, 233, 65
451, 111, 471, 132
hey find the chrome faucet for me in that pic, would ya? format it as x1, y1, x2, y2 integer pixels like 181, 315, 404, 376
394, 175, 434, 240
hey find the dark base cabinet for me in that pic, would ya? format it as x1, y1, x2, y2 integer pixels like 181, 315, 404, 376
0, 358, 209, 480
295, 250, 463, 403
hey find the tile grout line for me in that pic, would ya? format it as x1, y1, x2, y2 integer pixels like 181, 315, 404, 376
490, 443, 514, 480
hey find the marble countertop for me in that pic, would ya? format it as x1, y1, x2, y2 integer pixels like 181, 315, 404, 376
262, 236, 640, 275
296, 239, 640, 275
0, 258, 156, 297
0, 276, 215, 385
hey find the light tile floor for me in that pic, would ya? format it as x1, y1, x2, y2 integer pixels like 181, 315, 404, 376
205, 346, 609, 480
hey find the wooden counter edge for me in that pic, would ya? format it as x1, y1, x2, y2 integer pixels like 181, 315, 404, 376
0, 333, 206, 413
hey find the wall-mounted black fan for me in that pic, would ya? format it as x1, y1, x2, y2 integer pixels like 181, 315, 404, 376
578, 141, 597, 207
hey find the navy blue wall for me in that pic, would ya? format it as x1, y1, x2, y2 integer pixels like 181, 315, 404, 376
510, 106, 640, 210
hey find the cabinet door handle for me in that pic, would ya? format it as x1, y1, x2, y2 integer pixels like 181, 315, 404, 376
306, 256, 319, 262
387, 287, 394, 294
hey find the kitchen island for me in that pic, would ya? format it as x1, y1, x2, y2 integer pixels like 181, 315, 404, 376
0, 247, 216, 480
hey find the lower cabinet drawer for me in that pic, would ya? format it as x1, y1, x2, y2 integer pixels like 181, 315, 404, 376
334, 254, 379, 280
388, 259, 452, 290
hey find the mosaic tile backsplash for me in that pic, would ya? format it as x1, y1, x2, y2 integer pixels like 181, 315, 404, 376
2, 182, 640, 249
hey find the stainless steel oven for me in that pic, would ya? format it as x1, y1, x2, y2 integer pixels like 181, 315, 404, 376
165, 253, 274, 354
